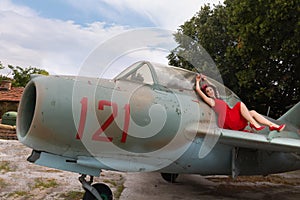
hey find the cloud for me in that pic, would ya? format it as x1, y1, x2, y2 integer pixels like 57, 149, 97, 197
65, 0, 222, 29
77, 28, 178, 78
7, 0, 220, 29
0, 0, 37, 17
0, 0, 223, 76
0, 1, 128, 75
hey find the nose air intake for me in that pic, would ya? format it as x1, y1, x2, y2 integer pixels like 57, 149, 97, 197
17, 81, 37, 139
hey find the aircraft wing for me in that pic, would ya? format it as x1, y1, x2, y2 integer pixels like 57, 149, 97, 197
218, 129, 300, 153
194, 127, 300, 154
214, 101, 300, 153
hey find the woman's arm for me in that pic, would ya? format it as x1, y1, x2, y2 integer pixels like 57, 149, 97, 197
195, 74, 215, 107
200, 74, 220, 99
201, 74, 216, 88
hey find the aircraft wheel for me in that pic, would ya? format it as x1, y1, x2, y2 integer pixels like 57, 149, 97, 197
161, 173, 179, 183
83, 183, 113, 200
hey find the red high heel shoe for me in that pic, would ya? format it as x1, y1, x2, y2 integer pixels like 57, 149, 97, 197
269, 124, 286, 132
250, 123, 265, 131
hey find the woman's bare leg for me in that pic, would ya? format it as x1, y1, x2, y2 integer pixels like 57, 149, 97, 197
239, 102, 262, 128
239, 102, 285, 131
249, 110, 279, 128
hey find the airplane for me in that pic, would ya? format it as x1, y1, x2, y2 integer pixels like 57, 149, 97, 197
16, 60, 300, 200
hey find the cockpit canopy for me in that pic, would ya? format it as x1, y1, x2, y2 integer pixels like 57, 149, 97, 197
115, 61, 194, 90
115, 61, 240, 107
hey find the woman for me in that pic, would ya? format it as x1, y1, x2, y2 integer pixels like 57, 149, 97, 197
195, 74, 285, 132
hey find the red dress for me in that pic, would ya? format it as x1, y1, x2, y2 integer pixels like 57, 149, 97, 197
212, 99, 248, 131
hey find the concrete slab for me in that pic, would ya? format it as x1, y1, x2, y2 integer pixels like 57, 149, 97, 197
120, 171, 300, 200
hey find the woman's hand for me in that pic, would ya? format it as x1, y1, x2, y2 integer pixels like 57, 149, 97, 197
196, 73, 206, 82
200, 74, 207, 81
196, 74, 202, 82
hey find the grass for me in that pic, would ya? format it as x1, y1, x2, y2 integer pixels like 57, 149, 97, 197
43, 169, 62, 173
0, 178, 7, 188
114, 184, 125, 199
8, 191, 32, 199
103, 179, 118, 187
103, 174, 125, 199
32, 177, 58, 189
59, 191, 84, 200
0, 161, 13, 173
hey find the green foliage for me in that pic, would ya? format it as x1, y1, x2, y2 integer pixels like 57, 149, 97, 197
0, 161, 14, 173
115, 184, 125, 199
32, 178, 58, 189
0, 178, 7, 188
168, 4, 230, 80
168, 0, 299, 118
8, 191, 31, 198
8, 65, 49, 87
1, 61, 49, 87
59, 191, 84, 200
0, 75, 12, 83
0, 61, 12, 83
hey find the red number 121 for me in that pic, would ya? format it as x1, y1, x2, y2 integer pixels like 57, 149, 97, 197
76, 97, 129, 143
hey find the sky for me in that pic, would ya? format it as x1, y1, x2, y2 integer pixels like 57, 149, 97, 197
0, 0, 222, 77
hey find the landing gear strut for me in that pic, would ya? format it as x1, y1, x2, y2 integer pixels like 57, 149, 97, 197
79, 174, 113, 200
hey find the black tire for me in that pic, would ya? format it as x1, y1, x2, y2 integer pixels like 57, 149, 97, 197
161, 173, 179, 183
83, 183, 113, 200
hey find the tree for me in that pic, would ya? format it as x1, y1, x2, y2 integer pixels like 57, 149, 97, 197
225, 0, 299, 117
8, 65, 49, 87
0, 61, 12, 82
168, 0, 299, 118
168, 5, 231, 83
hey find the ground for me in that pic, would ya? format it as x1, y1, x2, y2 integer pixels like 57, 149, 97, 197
1, 139, 300, 200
